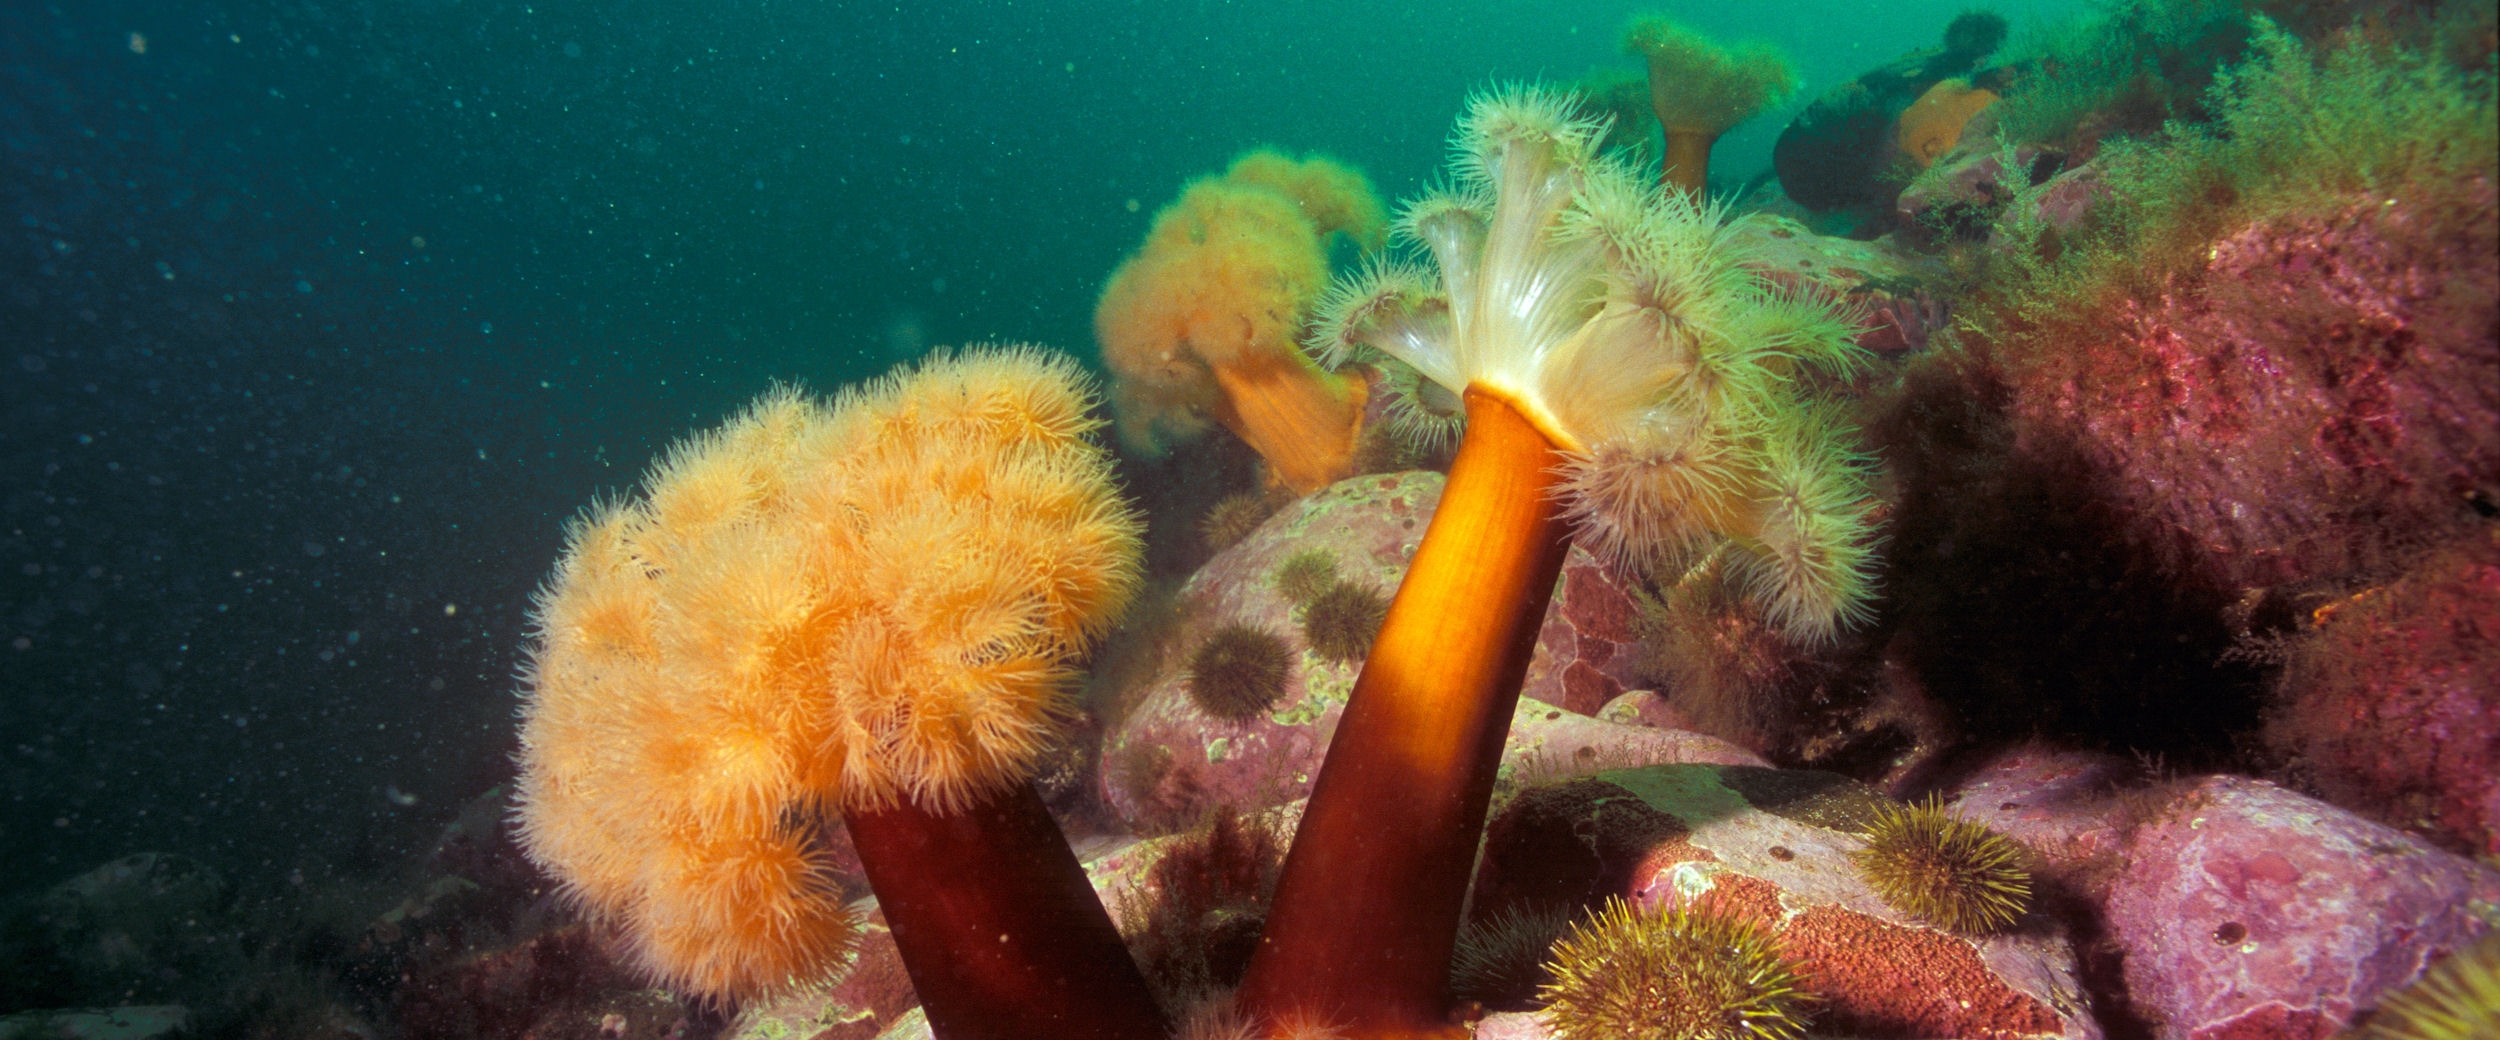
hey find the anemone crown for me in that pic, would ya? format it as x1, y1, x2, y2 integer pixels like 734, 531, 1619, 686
1309, 86, 1882, 644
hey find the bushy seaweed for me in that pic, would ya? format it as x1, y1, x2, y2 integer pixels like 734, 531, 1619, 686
1866, 14, 2496, 755
1960, 14, 2490, 585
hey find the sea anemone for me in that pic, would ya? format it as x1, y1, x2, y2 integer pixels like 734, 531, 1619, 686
1299, 581, 1389, 664
1372, 357, 1469, 458
1568, 66, 1665, 156
514, 348, 1163, 1035
1098, 151, 1383, 494
1537, 897, 1814, 1040
1271, 550, 1341, 606
1895, 77, 2002, 169
1623, 16, 1801, 198
1222, 149, 1390, 253
1239, 86, 1875, 1034
1188, 623, 1296, 723
1851, 794, 2032, 934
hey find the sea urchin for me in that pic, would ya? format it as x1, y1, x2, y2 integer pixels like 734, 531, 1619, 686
1187, 623, 1295, 722
2363, 932, 2500, 1040
1451, 901, 1579, 1010
1272, 549, 1341, 606
1538, 897, 1814, 1040
1301, 581, 1390, 663
1851, 794, 2032, 934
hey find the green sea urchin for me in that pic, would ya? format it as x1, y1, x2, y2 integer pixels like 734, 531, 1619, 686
1852, 794, 2032, 933
1451, 902, 1578, 1010
1187, 623, 1295, 722
1202, 491, 1281, 553
1300, 581, 1389, 663
1537, 897, 1814, 1040
2364, 932, 2500, 1040
1272, 550, 1341, 606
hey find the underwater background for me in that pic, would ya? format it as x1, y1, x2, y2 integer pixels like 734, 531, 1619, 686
10, 1, 2500, 1037
3, 0, 2090, 908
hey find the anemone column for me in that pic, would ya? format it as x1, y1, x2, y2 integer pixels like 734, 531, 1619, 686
1237, 389, 1571, 1037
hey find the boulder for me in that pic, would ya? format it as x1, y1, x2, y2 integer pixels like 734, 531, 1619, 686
1099, 471, 1751, 834
2103, 775, 2500, 1040
1942, 744, 2138, 885
0, 1007, 189, 1040
1726, 213, 1953, 356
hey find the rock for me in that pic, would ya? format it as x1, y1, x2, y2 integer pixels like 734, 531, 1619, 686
1594, 689, 1687, 731
1472, 764, 2098, 1040
1523, 556, 1650, 717
2014, 161, 2109, 243
1491, 702, 1766, 804
390, 925, 690, 1040
0, 853, 241, 1009
423, 784, 543, 900
2263, 531, 2500, 857
868, 1010, 929, 1040
724, 905, 918, 1040
1725, 213, 1953, 355
1987, 186, 2498, 594
1892, 123, 2109, 256
1895, 139, 2040, 247
1469, 1011, 1549, 1039
1099, 471, 1746, 833
2103, 775, 2500, 1040
1943, 744, 2138, 886
0, 1007, 188, 1040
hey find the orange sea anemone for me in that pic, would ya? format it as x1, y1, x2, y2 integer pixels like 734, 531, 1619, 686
1623, 16, 1801, 199
1098, 151, 1383, 494
1221, 149, 1389, 252
514, 347, 1162, 1036
1896, 77, 2001, 169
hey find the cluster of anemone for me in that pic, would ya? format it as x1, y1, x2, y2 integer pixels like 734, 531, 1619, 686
515, 76, 1892, 1040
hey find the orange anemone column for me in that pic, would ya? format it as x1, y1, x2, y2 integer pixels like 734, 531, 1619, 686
1660, 129, 1718, 200
1234, 387, 1573, 1038
1207, 354, 1368, 495
846, 783, 1167, 1040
